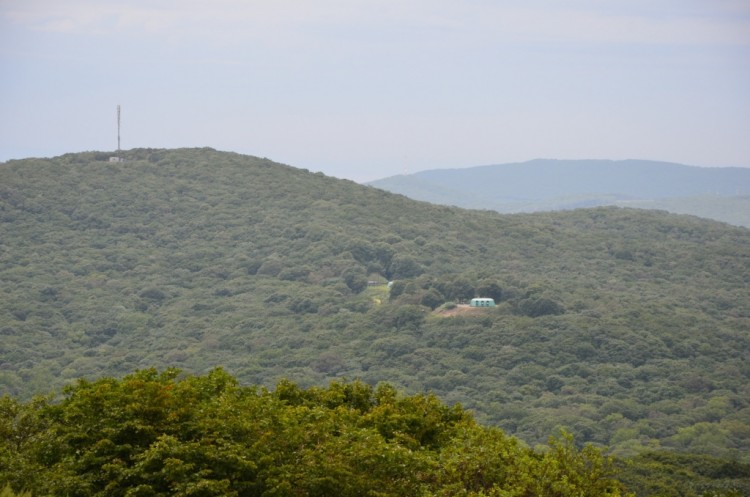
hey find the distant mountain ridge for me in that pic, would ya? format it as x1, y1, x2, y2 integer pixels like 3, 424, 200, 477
367, 159, 750, 226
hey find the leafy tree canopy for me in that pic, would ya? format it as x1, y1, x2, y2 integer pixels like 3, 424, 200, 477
0, 369, 632, 497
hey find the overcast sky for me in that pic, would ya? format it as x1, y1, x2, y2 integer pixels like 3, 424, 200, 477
1, 1, 749, 181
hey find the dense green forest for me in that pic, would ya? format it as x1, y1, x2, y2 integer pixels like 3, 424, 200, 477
1, 148, 749, 476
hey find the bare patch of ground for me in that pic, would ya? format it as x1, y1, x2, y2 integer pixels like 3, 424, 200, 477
433, 304, 488, 317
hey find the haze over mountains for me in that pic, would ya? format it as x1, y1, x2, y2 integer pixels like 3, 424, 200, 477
1, 148, 749, 472
367, 159, 750, 227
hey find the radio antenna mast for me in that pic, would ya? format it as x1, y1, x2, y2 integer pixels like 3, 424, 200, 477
117, 105, 121, 154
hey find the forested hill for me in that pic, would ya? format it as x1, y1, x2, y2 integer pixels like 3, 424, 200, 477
1, 148, 749, 464
367, 159, 750, 227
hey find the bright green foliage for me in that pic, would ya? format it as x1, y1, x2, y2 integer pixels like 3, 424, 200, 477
0, 396, 53, 491
0, 369, 631, 496
1, 485, 32, 497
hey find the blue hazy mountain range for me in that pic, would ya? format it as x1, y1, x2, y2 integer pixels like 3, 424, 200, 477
366, 159, 750, 227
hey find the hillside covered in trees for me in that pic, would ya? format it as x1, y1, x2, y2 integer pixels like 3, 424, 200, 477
1, 148, 749, 468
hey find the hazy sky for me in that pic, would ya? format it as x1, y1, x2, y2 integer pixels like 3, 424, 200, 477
1, 1, 749, 181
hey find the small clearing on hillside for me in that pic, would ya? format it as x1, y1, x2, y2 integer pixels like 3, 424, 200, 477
433, 304, 488, 317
